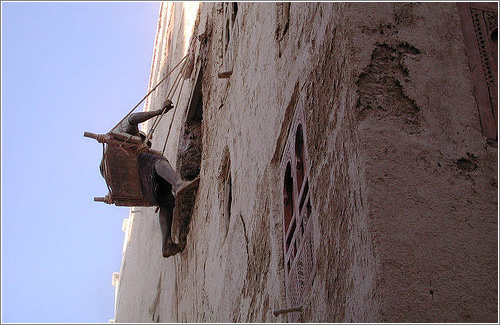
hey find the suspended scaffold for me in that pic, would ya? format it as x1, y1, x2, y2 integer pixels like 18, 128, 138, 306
84, 39, 196, 207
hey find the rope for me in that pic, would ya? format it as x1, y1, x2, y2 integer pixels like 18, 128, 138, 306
162, 61, 188, 154
96, 134, 108, 143
110, 52, 190, 133
146, 38, 197, 151
143, 57, 187, 145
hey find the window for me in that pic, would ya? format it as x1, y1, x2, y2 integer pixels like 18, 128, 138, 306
276, 2, 291, 58
280, 105, 315, 322
219, 2, 240, 78
458, 2, 498, 141
178, 66, 203, 181
221, 148, 232, 244
224, 169, 232, 224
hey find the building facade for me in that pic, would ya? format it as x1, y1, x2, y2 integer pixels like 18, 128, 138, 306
112, 2, 497, 322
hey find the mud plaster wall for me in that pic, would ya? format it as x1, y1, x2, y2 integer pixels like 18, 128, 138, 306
179, 3, 379, 322
346, 2, 497, 322
114, 2, 497, 323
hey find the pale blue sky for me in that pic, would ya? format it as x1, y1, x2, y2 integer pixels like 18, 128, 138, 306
2, 2, 160, 322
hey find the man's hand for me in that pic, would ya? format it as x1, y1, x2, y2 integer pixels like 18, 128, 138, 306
162, 99, 174, 111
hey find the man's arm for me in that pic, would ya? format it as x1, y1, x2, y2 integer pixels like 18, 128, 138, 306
128, 100, 174, 126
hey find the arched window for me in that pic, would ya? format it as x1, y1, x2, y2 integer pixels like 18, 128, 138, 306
280, 106, 315, 321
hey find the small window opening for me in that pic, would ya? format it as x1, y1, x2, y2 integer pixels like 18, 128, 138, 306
232, 3, 238, 24
220, 166, 232, 243
219, 146, 232, 246
225, 19, 230, 52
224, 169, 232, 223
283, 162, 294, 233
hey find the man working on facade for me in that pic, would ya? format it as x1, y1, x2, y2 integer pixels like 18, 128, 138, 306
111, 99, 199, 257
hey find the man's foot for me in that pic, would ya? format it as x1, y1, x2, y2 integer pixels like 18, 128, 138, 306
162, 241, 182, 258
175, 176, 200, 196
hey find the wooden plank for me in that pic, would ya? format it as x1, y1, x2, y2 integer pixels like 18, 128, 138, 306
109, 131, 143, 144
469, 2, 498, 12
457, 3, 497, 140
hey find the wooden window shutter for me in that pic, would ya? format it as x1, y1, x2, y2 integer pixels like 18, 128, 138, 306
458, 2, 498, 141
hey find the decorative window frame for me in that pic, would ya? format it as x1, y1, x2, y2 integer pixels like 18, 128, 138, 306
457, 2, 498, 141
218, 2, 240, 78
280, 104, 316, 322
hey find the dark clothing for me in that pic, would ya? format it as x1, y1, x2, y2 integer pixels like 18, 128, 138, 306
138, 152, 175, 210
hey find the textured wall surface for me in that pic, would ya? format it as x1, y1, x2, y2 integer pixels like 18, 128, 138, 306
347, 3, 497, 322
113, 3, 497, 323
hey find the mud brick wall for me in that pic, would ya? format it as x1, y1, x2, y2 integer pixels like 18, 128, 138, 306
113, 3, 497, 323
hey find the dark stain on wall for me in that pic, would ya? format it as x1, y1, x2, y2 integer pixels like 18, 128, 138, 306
356, 42, 422, 133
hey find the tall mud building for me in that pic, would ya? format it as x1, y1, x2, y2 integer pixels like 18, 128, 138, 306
110, 2, 498, 323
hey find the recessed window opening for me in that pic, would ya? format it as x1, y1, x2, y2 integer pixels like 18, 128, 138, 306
190, 97, 203, 124
219, 146, 232, 246
225, 19, 230, 51
187, 67, 203, 125
283, 162, 294, 233
179, 68, 203, 181
219, 2, 238, 79
224, 168, 232, 223
232, 2, 238, 24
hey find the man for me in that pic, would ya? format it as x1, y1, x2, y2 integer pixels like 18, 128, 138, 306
115, 99, 199, 257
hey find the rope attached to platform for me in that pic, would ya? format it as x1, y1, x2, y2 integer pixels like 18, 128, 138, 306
107, 36, 197, 157
110, 52, 191, 134
146, 37, 197, 155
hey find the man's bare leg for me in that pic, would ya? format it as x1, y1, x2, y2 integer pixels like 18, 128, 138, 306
159, 207, 181, 258
155, 160, 181, 190
155, 160, 200, 196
